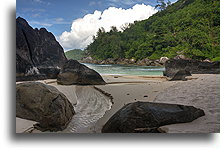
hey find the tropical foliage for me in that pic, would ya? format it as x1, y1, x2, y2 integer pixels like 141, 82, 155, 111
85, 0, 220, 61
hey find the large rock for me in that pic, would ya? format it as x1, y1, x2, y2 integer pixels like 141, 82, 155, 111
57, 59, 106, 85
102, 101, 205, 133
16, 82, 74, 131
16, 17, 67, 81
168, 69, 191, 81
164, 59, 220, 77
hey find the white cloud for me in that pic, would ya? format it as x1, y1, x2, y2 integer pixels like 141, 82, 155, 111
89, 1, 96, 6
29, 21, 53, 27
32, 0, 51, 5
55, 18, 64, 22
107, 0, 148, 6
28, 18, 70, 28
32, 13, 40, 17
108, 0, 135, 6
58, 4, 157, 50
53, 18, 70, 24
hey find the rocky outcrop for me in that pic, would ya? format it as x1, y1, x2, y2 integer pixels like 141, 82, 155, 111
136, 58, 158, 66
16, 82, 74, 131
102, 101, 205, 133
57, 59, 106, 85
164, 59, 220, 77
159, 57, 169, 65
168, 69, 191, 81
16, 17, 67, 81
80, 57, 165, 66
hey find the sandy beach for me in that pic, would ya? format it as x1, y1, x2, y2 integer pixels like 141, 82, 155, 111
16, 74, 220, 133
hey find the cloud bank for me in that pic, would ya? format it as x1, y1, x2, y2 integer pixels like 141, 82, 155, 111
58, 4, 157, 50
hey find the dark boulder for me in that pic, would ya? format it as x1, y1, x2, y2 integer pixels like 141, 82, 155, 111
16, 17, 67, 81
57, 59, 106, 85
102, 101, 205, 133
168, 69, 191, 81
16, 82, 74, 131
164, 59, 220, 77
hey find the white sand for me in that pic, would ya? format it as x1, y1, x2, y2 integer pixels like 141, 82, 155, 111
155, 74, 220, 133
16, 74, 220, 133
16, 118, 36, 133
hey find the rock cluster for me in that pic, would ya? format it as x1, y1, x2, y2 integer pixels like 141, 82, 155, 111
164, 59, 220, 77
80, 57, 169, 66
102, 101, 205, 133
16, 82, 74, 131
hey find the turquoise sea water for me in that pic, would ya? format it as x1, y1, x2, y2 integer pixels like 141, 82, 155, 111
82, 63, 165, 76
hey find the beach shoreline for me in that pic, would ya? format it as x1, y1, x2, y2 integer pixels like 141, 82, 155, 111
16, 74, 220, 133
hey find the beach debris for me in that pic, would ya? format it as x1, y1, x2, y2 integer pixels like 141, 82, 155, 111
57, 59, 106, 85
16, 82, 75, 132
144, 95, 148, 97
102, 101, 205, 133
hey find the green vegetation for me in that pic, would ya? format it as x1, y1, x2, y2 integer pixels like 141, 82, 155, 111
85, 0, 220, 61
65, 49, 85, 60
155, 0, 172, 10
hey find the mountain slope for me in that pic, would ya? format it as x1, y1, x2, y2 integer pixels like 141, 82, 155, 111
85, 0, 219, 61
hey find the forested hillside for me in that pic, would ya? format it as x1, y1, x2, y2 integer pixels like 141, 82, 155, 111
65, 49, 85, 60
85, 0, 219, 61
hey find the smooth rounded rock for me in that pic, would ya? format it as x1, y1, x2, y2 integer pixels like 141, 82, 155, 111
16, 82, 75, 131
102, 101, 205, 133
57, 59, 106, 85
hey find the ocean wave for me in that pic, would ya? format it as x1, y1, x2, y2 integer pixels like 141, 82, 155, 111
100, 73, 127, 76
96, 64, 113, 67
82, 63, 164, 75
129, 68, 165, 71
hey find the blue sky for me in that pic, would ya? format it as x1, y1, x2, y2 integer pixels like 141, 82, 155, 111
16, 0, 177, 50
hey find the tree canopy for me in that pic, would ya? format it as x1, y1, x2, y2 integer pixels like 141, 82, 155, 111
85, 0, 220, 61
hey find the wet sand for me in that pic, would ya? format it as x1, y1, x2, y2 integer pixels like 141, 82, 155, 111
16, 74, 220, 133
